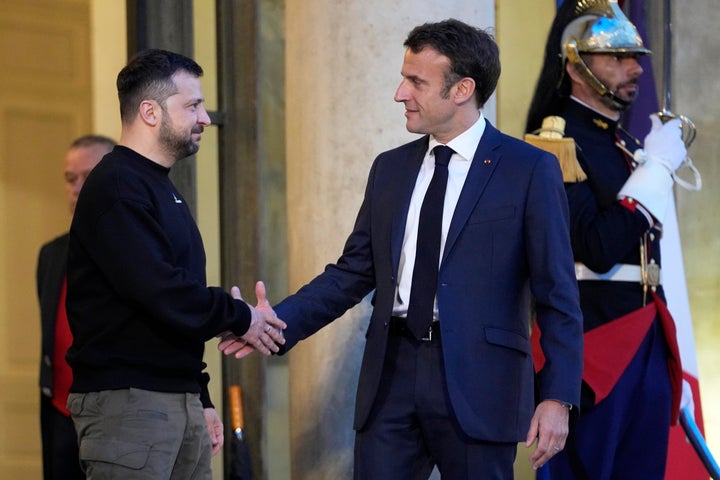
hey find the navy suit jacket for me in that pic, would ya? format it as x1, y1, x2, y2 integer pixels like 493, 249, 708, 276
274, 122, 583, 442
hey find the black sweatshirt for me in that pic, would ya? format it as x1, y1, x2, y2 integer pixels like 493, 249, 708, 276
67, 146, 250, 405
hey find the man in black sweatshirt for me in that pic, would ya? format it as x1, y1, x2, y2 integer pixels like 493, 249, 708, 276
65, 49, 285, 479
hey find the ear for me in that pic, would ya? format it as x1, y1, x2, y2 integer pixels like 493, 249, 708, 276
454, 77, 476, 105
138, 100, 160, 127
565, 61, 583, 84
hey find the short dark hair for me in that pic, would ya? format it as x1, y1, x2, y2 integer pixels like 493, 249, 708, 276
116, 49, 203, 124
69, 134, 116, 150
404, 19, 500, 108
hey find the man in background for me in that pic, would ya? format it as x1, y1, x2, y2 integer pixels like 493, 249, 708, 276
525, 1, 688, 477
37, 134, 115, 479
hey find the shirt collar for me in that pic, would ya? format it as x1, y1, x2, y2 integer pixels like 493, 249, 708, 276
570, 95, 620, 121
428, 111, 486, 162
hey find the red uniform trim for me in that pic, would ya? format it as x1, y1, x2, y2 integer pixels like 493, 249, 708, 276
532, 291, 682, 424
51, 277, 73, 416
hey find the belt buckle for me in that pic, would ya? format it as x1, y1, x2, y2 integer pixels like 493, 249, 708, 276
420, 324, 434, 342
645, 262, 661, 287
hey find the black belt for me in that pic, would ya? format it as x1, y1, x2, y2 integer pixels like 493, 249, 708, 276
389, 316, 440, 341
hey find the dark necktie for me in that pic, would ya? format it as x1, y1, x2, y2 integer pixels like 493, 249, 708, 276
406, 145, 453, 339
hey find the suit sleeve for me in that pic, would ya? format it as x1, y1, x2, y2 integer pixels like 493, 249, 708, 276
274, 158, 380, 352
526, 152, 584, 407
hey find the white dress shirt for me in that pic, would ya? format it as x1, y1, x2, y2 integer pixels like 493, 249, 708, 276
393, 113, 486, 319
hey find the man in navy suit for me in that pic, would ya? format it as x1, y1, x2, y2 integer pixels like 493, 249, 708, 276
222, 19, 583, 479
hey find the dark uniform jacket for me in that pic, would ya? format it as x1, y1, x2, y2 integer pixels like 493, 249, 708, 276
559, 99, 678, 411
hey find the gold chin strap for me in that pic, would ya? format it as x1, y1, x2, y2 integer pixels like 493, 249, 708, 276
565, 39, 608, 97
564, 39, 632, 110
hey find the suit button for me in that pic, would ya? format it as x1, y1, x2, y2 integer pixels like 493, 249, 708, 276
42, 387, 52, 397
43, 355, 52, 366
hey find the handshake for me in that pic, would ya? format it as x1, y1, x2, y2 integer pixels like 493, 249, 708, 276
216, 281, 286, 359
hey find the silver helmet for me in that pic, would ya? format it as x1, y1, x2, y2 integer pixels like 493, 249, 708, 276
561, 0, 650, 104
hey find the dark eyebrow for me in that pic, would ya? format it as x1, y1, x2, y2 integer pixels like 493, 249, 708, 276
404, 74, 424, 84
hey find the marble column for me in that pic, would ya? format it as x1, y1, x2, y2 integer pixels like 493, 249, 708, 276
284, 1, 494, 478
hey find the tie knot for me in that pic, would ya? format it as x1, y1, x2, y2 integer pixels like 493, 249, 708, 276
432, 145, 454, 167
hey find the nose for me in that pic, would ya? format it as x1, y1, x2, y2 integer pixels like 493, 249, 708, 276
627, 57, 643, 78
73, 179, 84, 197
394, 79, 409, 103
198, 105, 212, 126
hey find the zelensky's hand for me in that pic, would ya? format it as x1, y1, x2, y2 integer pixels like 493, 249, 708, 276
230, 285, 243, 301
524, 400, 570, 470
216, 287, 256, 358
217, 330, 255, 358
204, 407, 224, 456
225, 282, 286, 356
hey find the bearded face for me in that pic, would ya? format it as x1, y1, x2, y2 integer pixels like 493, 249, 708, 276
586, 53, 643, 112
157, 71, 210, 161
159, 110, 202, 160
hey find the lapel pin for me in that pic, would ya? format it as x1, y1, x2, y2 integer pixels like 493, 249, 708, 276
484, 159, 491, 164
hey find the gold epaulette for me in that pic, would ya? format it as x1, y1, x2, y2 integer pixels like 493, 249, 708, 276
524, 116, 587, 183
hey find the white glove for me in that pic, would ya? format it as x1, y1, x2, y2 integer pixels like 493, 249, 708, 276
617, 114, 687, 221
639, 114, 687, 172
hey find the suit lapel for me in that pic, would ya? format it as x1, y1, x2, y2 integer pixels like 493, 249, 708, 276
442, 123, 502, 264
390, 137, 429, 278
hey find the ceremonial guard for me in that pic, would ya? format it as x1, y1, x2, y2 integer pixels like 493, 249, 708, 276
525, 1, 689, 478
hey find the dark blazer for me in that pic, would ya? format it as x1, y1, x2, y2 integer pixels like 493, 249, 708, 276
274, 123, 583, 442
37, 233, 69, 399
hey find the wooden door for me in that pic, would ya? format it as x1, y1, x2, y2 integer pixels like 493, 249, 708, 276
0, 0, 91, 476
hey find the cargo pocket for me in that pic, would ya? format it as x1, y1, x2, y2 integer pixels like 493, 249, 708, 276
79, 438, 151, 470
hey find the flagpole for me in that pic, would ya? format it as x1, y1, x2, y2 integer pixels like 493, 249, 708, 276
680, 408, 720, 480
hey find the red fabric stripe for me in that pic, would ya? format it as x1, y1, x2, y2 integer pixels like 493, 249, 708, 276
532, 292, 683, 423
582, 302, 655, 404
651, 290, 683, 425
